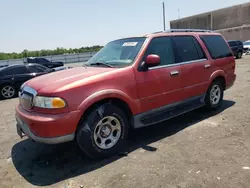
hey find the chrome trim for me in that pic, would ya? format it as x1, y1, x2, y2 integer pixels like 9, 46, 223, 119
149, 58, 207, 70
19, 86, 37, 109
23, 86, 37, 96
16, 116, 75, 144
204, 64, 211, 69
170, 70, 179, 76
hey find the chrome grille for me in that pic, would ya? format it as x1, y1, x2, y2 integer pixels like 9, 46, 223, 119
19, 86, 37, 109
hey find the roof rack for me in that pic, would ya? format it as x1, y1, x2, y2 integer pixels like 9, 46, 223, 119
152, 29, 212, 34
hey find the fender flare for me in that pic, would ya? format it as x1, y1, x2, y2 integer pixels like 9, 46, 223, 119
208, 70, 226, 86
77, 89, 139, 115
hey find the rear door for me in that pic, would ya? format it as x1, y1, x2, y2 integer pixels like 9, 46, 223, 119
135, 36, 183, 113
172, 35, 212, 100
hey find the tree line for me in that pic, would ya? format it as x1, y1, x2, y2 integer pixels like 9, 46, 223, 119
0, 45, 103, 60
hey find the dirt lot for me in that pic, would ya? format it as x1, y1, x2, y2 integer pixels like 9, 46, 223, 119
0, 57, 250, 188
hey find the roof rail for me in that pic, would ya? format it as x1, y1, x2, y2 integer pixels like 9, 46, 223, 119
152, 29, 212, 34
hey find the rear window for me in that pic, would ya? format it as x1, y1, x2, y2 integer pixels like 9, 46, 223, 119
200, 35, 233, 59
237, 41, 243, 45
28, 65, 47, 73
228, 41, 237, 47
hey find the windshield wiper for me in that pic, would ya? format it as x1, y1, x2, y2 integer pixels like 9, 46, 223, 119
89, 62, 114, 68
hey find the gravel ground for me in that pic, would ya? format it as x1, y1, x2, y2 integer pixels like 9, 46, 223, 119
0, 56, 250, 188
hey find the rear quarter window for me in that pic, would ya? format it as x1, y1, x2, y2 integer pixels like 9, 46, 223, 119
200, 35, 233, 59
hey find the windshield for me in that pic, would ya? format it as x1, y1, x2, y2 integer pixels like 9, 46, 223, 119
243, 41, 250, 45
86, 37, 146, 67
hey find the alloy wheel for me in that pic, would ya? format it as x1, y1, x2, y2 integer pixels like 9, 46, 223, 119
210, 84, 221, 105
1, 86, 15, 99
93, 116, 122, 150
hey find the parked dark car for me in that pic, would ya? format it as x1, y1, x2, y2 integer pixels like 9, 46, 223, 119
25, 57, 64, 68
227, 40, 243, 59
0, 64, 51, 99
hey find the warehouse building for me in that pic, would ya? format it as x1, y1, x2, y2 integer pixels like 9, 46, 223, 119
170, 2, 250, 41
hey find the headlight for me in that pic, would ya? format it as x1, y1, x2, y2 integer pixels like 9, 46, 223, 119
34, 96, 66, 109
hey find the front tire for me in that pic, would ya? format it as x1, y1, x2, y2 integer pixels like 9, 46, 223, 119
76, 103, 129, 159
205, 80, 224, 110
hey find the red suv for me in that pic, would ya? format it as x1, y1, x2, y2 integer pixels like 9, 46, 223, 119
16, 29, 236, 158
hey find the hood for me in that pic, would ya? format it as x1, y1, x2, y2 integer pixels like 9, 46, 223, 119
26, 66, 116, 92
244, 44, 250, 48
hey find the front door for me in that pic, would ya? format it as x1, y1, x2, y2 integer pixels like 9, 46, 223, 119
135, 36, 183, 113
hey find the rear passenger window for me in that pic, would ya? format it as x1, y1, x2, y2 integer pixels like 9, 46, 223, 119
200, 35, 233, 59
144, 37, 175, 66
4, 66, 28, 75
173, 36, 206, 62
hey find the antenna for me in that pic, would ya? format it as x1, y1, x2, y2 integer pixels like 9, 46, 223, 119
162, 2, 166, 31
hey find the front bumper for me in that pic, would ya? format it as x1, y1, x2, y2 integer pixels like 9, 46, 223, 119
15, 105, 81, 144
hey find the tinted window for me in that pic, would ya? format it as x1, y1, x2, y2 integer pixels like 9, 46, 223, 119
144, 37, 175, 66
192, 37, 207, 59
200, 35, 233, 59
4, 66, 28, 75
28, 65, 47, 73
228, 41, 237, 47
244, 41, 250, 45
173, 36, 205, 62
237, 41, 243, 45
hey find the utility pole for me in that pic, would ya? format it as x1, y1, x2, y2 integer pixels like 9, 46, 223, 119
162, 1, 166, 31
178, 9, 180, 19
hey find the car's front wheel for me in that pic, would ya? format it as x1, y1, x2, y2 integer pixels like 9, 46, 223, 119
76, 103, 129, 159
205, 80, 224, 110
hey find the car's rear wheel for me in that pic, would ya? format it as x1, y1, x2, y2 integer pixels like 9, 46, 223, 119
205, 80, 224, 110
0, 85, 16, 99
236, 51, 242, 59
76, 103, 129, 159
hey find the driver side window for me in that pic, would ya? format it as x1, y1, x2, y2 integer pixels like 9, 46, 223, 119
144, 36, 175, 66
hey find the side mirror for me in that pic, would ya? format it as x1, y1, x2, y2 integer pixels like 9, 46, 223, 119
145, 54, 161, 67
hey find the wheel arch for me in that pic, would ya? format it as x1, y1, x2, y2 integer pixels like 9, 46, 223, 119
209, 71, 226, 90
76, 89, 139, 129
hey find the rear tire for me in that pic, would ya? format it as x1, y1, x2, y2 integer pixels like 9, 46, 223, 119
0, 85, 16, 100
205, 80, 224, 110
76, 103, 129, 159
236, 51, 242, 59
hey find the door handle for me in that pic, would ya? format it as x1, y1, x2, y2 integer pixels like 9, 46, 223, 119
170, 70, 179, 76
204, 64, 211, 69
